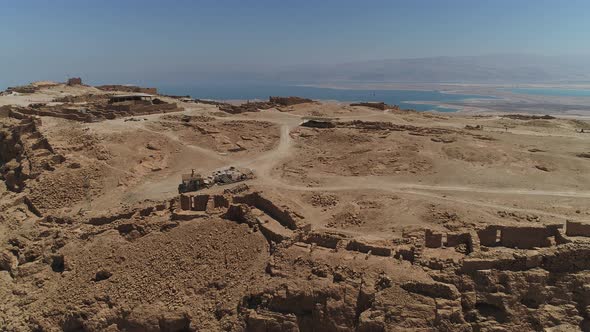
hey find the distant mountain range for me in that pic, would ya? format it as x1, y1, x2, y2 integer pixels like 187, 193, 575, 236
270, 54, 590, 84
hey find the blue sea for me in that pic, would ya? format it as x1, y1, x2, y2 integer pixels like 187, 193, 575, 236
157, 82, 490, 112
509, 88, 590, 97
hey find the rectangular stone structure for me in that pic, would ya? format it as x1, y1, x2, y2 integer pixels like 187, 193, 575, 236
566, 220, 590, 237
192, 195, 210, 211
425, 229, 443, 248
499, 226, 551, 249
180, 194, 191, 211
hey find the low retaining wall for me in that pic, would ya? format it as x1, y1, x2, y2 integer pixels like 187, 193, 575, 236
566, 220, 590, 237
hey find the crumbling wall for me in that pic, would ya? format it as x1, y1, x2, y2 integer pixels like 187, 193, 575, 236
219, 102, 274, 114
193, 195, 209, 211
233, 192, 302, 230
0, 112, 62, 192
178, 194, 229, 212
349, 102, 399, 110
566, 220, 590, 237
106, 102, 180, 115
15, 107, 94, 122
500, 226, 553, 249
477, 226, 500, 246
269, 96, 313, 106
218, 96, 313, 114
301, 120, 335, 128
446, 232, 471, 247
67, 77, 82, 86
180, 194, 191, 210
346, 239, 392, 257
213, 195, 229, 209
96, 85, 157, 94
12, 100, 184, 123
425, 229, 443, 248
301, 231, 348, 249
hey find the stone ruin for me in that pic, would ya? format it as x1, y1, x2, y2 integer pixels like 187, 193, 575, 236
566, 219, 590, 237
350, 101, 400, 110
214, 96, 314, 114
5, 175, 589, 330
4, 92, 183, 123
167, 184, 590, 330
66, 77, 82, 86
268, 96, 313, 106
0, 108, 63, 194
301, 118, 336, 128
96, 84, 157, 95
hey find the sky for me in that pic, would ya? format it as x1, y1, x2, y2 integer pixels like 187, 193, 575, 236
1, 0, 590, 87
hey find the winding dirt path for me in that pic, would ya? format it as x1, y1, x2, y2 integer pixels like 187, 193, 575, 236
108, 106, 588, 221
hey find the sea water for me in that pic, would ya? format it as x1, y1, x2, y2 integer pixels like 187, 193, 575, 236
157, 82, 490, 112
509, 88, 590, 98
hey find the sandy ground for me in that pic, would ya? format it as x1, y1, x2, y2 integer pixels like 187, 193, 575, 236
1, 84, 590, 331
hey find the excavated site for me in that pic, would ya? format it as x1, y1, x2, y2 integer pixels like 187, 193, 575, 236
2, 82, 590, 332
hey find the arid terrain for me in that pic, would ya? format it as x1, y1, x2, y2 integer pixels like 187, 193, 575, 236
2, 81, 590, 331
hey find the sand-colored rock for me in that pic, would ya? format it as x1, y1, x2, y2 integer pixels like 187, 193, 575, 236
2, 84, 590, 330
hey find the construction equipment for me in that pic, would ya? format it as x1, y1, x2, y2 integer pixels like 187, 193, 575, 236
178, 167, 253, 193
178, 169, 209, 193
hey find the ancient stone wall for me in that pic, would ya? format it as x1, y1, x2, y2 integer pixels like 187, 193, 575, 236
67, 77, 82, 86
192, 195, 209, 211
269, 96, 313, 106
499, 226, 553, 249
0, 112, 62, 192
424, 229, 443, 248
349, 102, 400, 110
96, 85, 157, 94
233, 192, 302, 230
346, 239, 392, 257
566, 220, 590, 237
105, 102, 179, 115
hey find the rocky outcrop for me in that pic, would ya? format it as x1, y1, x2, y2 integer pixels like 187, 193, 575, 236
0, 111, 63, 192
401, 280, 461, 300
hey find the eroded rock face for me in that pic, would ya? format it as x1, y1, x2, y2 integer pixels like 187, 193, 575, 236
3, 180, 590, 332
0, 112, 63, 192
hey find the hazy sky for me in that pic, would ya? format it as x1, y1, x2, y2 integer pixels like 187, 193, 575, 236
1, 0, 590, 86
